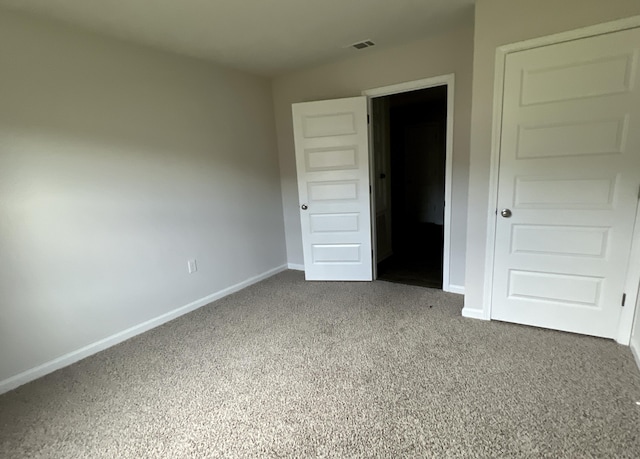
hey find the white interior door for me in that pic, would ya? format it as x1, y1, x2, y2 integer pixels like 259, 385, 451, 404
292, 96, 372, 281
491, 27, 640, 338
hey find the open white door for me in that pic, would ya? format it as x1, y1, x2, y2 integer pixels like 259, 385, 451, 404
292, 96, 372, 281
491, 27, 640, 338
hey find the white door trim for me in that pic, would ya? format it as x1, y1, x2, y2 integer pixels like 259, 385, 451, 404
362, 74, 456, 293
482, 15, 640, 344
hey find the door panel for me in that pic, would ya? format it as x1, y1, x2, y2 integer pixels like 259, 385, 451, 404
293, 97, 372, 281
491, 28, 640, 338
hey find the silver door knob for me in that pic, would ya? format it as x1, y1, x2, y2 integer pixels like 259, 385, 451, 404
301, 204, 308, 210
501, 208, 512, 218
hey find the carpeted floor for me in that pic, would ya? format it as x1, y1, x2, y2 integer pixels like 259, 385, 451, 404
1, 270, 639, 458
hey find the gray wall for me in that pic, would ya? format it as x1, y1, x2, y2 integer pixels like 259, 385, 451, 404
273, 22, 474, 287
0, 9, 286, 383
464, 0, 640, 315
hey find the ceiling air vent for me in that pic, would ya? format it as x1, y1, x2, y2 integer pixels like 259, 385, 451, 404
350, 40, 375, 50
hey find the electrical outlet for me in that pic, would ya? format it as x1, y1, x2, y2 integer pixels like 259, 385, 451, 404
187, 259, 197, 274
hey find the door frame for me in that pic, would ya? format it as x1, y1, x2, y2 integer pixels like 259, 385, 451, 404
482, 15, 640, 344
362, 74, 457, 292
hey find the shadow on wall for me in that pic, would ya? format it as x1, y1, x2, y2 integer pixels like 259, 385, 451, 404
0, 9, 285, 383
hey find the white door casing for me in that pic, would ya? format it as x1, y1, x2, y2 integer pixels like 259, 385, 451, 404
490, 27, 640, 338
292, 96, 372, 281
363, 74, 456, 291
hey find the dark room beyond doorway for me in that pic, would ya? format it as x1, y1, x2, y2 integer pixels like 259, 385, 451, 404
372, 85, 447, 289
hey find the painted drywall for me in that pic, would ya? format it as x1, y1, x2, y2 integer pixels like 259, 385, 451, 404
463, 0, 640, 315
273, 22, 474, 288
0, 9, 286, 384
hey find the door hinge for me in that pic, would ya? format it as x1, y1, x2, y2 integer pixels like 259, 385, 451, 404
622, 293, 626, 307
369, 185, 372, 194
637, 184, 640, 200
367, 114, 370, 124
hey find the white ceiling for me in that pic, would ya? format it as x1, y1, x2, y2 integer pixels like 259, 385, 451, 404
0, 0, 474, 76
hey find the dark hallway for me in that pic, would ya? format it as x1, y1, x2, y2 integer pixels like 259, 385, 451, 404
374, 86, 447, 289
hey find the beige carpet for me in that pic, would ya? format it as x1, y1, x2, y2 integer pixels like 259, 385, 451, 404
1, 270, 639, 457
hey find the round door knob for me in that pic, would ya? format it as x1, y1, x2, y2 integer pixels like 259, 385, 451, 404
500, 208, 512, 218
301, 204, 308, 210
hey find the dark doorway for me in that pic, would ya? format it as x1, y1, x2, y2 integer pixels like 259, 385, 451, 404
372, 85, 447, 289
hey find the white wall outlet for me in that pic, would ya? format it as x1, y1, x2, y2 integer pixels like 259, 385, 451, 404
187, 259, 197, 274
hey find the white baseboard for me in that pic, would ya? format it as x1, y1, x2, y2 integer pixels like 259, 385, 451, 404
461, 307, 489, 321
0, 264, 288, 395
287, 263, 305, 271
445, 284, 465, 295
631, 338, 640, 373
